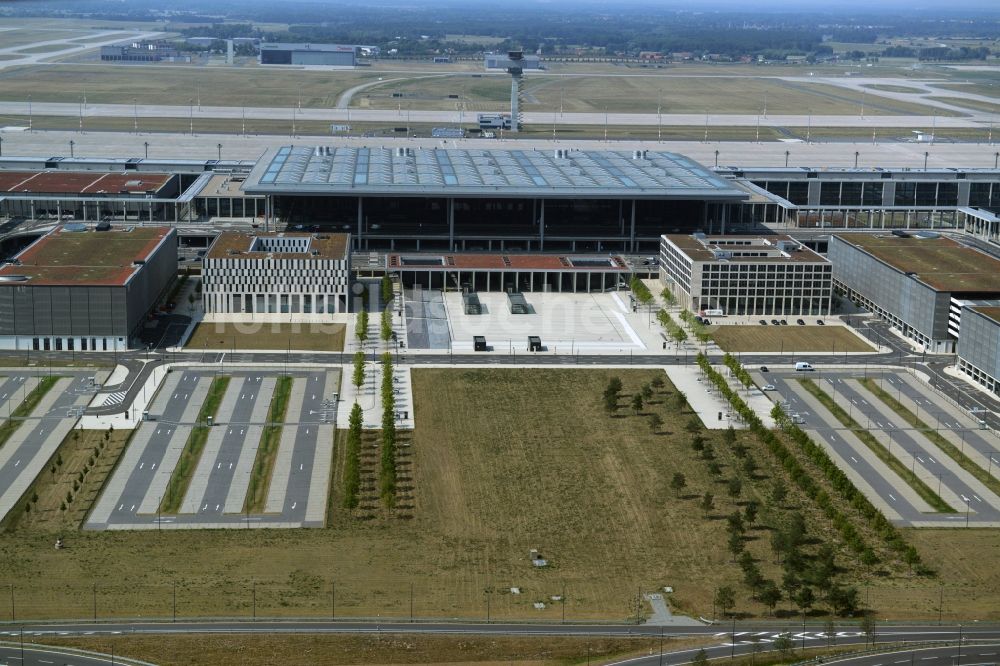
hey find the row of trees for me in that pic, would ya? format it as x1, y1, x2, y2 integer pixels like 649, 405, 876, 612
352, 351, 365, 391
355, 308, 369, 343
629, 276, 653, 306
343, 403, 363, 509
656, 309, 688, 345
381, 308, 392, 344
380, 353, 397, 509
678, 310, 712, 344
714, 354, 924, 571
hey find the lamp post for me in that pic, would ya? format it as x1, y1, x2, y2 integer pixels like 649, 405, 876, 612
924, 151, 929, 170
133, 97, 138, 133
715, 149, 719, 167
69, 140, 75, 158
854, 151, 859, 168
144, 141, 149, 159
217, 143, 222, 161
27, 94, 31, 132
785, 150, 790, 167
189, 98, 194, 135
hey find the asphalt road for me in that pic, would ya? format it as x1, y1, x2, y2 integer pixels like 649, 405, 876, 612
1, 621, 1000, 666
804, 644, 1000, 666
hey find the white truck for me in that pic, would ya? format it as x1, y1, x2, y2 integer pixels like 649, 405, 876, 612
795, 362, 814, 371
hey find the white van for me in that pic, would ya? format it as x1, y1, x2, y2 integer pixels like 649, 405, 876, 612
795, 362, 814, 371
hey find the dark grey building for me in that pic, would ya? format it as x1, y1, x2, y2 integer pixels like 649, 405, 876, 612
0, 226, 177, 351
100, 41, 183, 62
957, 307, 1000, 396
829, 232, 1000, 353
259, 43, 356, 66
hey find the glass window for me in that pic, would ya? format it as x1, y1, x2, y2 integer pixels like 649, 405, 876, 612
787, 182, 809, 205
937, 182, 958, 206
894, 182, 916, 206
862, 182, 884, 206
915, 182, 937, 206
820, 183, 842, 206
970, 182, 991, 207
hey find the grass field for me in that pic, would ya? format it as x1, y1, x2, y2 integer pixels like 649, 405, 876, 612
0, 29, 89, 48
186, 322, 345, 352
710, 326, 875, 353
861, 84, 926, 93
2, 369, 998, 622
30, 634, 709, 666
931, 82, 1000, 99
926, 96, 1000, 114
0, 65, 378, 107
9, 429, 133, 531
355, 74, 961, 116
14, 43, 77, 54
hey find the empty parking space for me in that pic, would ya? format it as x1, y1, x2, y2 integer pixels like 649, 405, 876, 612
86, 368, 339, 530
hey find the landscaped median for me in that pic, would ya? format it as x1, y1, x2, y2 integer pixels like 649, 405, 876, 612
242, 375, 293, 514
0, 376, 59, 449
860, 378, 1000, 501
798, 378, 954, 514
159, 376, 231, 514
714, 353, 925, 569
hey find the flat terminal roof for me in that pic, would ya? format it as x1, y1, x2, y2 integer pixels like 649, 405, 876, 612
244, 146, 748, 200
0, 171, 172, 196
664, 234, 828, 263
833, 233, 1000, 293
206, 231, 349, 261
0, 225, 173, 286
260, 43, 355, 52
388, 254, 629, 271
194, 174, 259, 199
972, 307, 1000, 325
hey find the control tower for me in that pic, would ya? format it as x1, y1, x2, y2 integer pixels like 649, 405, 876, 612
484, 50, 533, 131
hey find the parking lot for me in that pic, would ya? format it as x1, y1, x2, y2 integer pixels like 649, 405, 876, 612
760, 367, 1000, 527
86, 367, 338, 530
0, 371, 104, 522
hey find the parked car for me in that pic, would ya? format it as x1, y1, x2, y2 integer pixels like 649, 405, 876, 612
780, 319, 788, 325
816, 319, 825, 326
759, 319, 767, 325
770, 319, 780, 325
796, 319, 806, 325
762, 384, 776, 391
760, 366, 769, 373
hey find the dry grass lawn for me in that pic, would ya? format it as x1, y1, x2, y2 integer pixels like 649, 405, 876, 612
186, 321, 345, 352
711, 325, 874, 353
30, 634, 709, 666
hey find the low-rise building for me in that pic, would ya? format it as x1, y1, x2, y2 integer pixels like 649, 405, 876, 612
202, 232, 351, 315
659, 234, 832, 316
259, 43, 356, 67
0, 225, 176, 351
957, 306, 1000, 396
829, 232, 1000, 353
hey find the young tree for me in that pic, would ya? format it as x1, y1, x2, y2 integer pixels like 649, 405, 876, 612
690, 434, 705, 452
672, 390, 687, 410
741, 455, 757, 478
648, 413, 664, 434
726, 511, 745, 535
714, 586, 735, 618
770, 481, 788, 506
743, 501, 759, 529
355, 308, 369, 342
650, 375, 664, 391
700, 443, 714, 460
607, 377, 623, 396
830, 585, 860, 617
380, 307, 392, 343
669, 472, 686, 497
381, 274, 393, 304
685, 415, 702, 433
774, 635, 794, 658
707, 461, 722, 477
723, 425, 737, 446
760, 582, 782, 616
352, 351, 365, 389
794, 586, 815, 614
641, 383, 654, 401
631, 393, 644, 415
700, 492, 715, 516
692, 649, 709, 666
727, 531, 745, 560
727, 476, 742, 500
860, 611, 877, 646
604, 392, 619, 417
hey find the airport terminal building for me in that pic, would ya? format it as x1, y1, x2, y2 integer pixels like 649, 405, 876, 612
202, 231, 351, 315
242, 145, 748, 253
0, 225, 176, 351
829, 232, 1000, 353
659, 234, 832, 316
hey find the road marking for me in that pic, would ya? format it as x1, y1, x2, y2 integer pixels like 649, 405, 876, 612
299, 463, 304, 471
229, 462, 233, 469
139, 462, 144, 470
974, 495, 982, 502
118, 503, 123, 511
962, 494, 970, 502
928, 456, 936, 464
151, 463, 156, 470
202, 503, 208, 511
876, 422, 883, 429
850, 456, 858, 463
917, 456, 925, 464
291, 501, 297, 509
130, 504, 135, 512
13, 459, 19, 467
888, 493, 897, 501
215, 504, 220, 511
